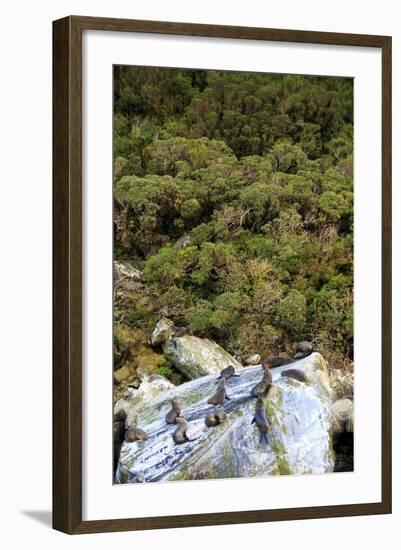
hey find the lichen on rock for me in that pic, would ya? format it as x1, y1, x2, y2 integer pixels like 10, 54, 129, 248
162, 333, 242, 379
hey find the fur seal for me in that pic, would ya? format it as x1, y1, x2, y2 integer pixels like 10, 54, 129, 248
113, 418, 125, 472
261, 355, 294, 369
251, 397, 271, 443
205, 409, 227, 427
172, 417, 192, 444
165, 399, 181, 424
208, 378, 231, 405
294, 341, 314, 359
174, 326, 191, 337
125, 427, 149, 442
251, 367, 273, 397
113, 409, 127, 423
281, 367, 307, 383
217, 365, 240, 381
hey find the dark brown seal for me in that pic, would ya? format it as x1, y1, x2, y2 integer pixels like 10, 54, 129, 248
113, 417, 126, 473
172, 417, 192, 444
281, 368, 307, 383
261, 355, 294, 369
208, 378, 231, 405
217, 364, 240, 381
251, 367, 273, 397
174, 326, 191, 337
252, 397, 271, 443
205, 409, 227, 427
113, 409, 127, 423
165, 399, 181, 424
124, 427, 149, 442
294, 341, 314, 359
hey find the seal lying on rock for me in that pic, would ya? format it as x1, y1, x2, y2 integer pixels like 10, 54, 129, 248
205, 409, 227, 427
217, 365, 240, 381
251, 397, 271, 443
174, 326, 191, 337
281, 368, 307, 383
208, 378, 231, 405
165, 399, 181, 424
172, 417, 192, 444
261, 356, 294, 369
294, 341, 314, 359
251, 367, 273, 397
125, 427, 149, 443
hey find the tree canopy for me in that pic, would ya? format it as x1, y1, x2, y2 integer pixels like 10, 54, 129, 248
113, 67, 353, 368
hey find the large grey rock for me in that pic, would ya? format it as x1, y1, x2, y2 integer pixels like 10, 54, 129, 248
244, 353, 261, 365
114, 261, 142, 282
115, 352, 335, 483
329, 368, 354, 400
151, 318, 176, 347
345, 409, 354, 433
163, 334, 242, 379
332, 398, 353, 434
114, 375, 175, 429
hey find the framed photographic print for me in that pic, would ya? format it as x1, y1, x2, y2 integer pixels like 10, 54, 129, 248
53, 16, 392, 534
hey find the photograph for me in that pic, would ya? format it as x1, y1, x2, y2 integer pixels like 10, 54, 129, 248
112, 66, 354, 484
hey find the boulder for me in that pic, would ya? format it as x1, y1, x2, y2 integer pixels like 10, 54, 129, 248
151, 318, 176, 347
115, 352, 335, 483
332, 398, 353, 434
244, 353, 261, 365
113, 365, 131, 385
163, 334, 242, 379
329, 368, 354, 400
345, 410, 354, 433
114, 375, 175, 430
114, 261, 142, 282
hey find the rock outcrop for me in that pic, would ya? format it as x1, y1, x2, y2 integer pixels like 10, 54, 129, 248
115, 352, 335, 483
332, 398, 353, 434
150, 318, 176, 347
162, 334, 242, 379
114, 375, 175, 430
151, 318, 242, 379
329, 368, 354, 400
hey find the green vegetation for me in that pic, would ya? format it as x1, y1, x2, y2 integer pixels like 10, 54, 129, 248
114, 67, 353, 367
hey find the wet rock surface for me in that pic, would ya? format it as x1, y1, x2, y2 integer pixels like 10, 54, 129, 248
115, 353, 335, 483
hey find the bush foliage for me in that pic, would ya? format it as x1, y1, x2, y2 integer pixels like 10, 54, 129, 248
114, 67, 353, 365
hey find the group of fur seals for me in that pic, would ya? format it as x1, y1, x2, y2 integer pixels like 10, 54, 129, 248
251, 366, 273, 398
260, 341, 314, 370
165, 399, 181, 424
252, 397, 271, 444
164, 399, 193, 444
117, 342, 313, 454
205, 409, 226, 427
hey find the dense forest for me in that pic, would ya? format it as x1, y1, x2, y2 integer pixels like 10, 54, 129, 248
113, 67, 353, 376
